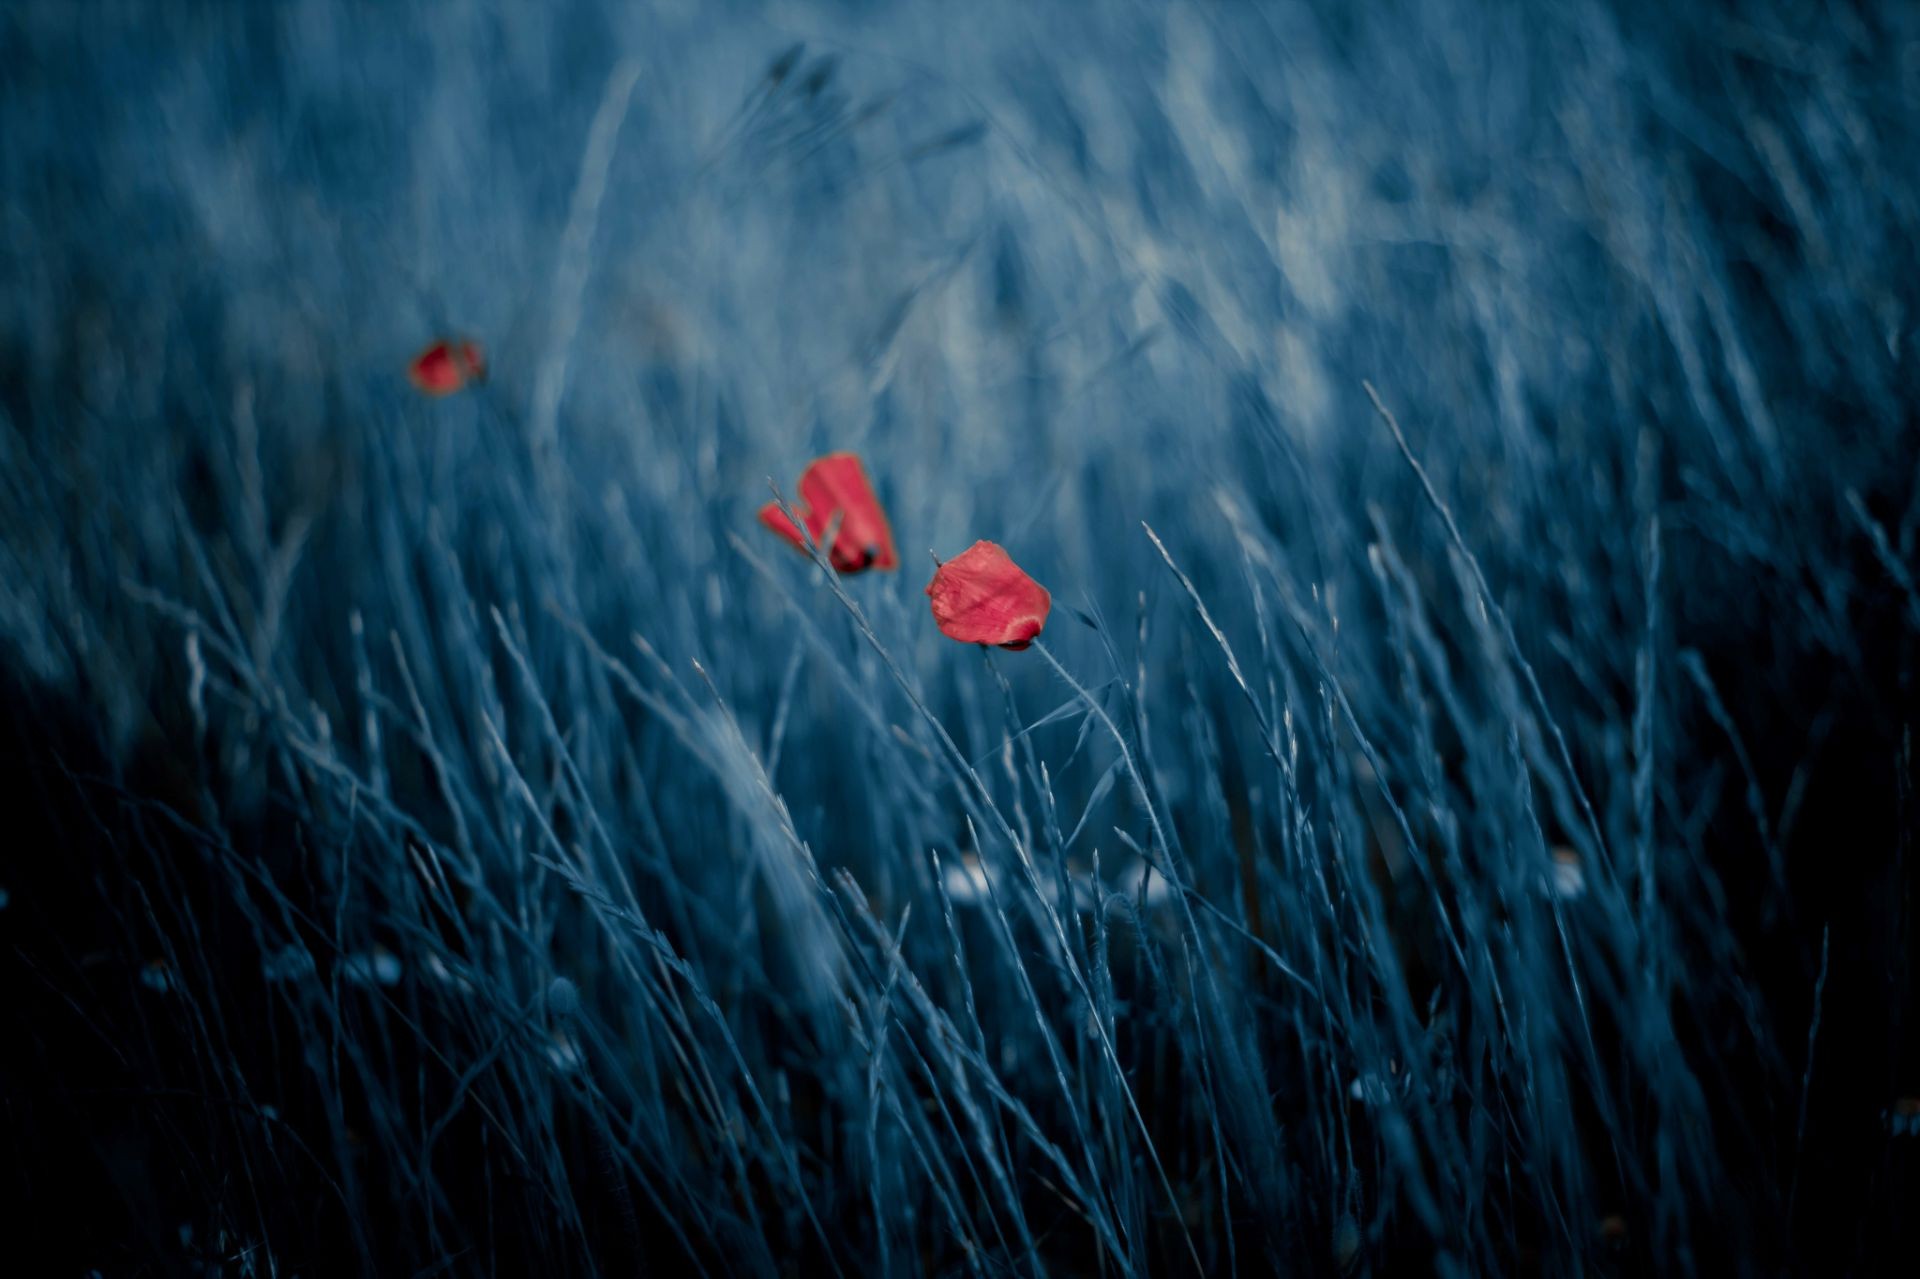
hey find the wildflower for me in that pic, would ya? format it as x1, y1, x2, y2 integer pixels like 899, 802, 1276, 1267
1333, 1215, 1362, 1272
925, 540, 1050, 649
1548, 846, 1586, 900
139, 959, 174, 994
408, 338, 486, 396
262, 944, 316, 983
758, 452, 897, 573
423, 953, 475, 995
941, 852, 992, 904
1114, 859, 1176, 911
1348, 1060, 1413, 1106
545, 1032, 583, 1073
1348, 1074, 1397, 1105
342, 947, 403, 988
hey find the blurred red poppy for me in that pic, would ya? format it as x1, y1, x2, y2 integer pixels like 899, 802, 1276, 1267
408, 338, 486, 396
926, 540, 1050, 650
758, 452, 898, 573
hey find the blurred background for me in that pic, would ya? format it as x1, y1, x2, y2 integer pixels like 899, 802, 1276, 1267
1, 0, 1915, 1273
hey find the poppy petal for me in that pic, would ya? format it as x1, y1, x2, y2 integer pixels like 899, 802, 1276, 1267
757, 499, 812, 551
926, 540, 1050, 649
798, 452, 897, 572
455, 340, 487, 384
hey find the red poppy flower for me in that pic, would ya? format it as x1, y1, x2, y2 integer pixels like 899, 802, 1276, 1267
758, 452, 898, 573
925, 540, 1050, 650
408, 338, 486, 396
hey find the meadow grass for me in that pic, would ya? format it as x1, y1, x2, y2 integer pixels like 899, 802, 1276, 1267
1, 1, 1915, 1273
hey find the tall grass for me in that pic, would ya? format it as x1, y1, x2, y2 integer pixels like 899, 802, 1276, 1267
1, 0, 1914, 1273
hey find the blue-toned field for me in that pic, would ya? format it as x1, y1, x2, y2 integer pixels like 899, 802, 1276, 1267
1, 1, 1914, 1273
